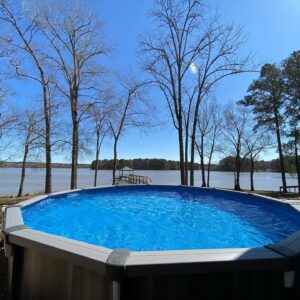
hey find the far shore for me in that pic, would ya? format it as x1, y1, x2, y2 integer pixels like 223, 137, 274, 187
0, 166, 298, 176
0, 164, 90, 169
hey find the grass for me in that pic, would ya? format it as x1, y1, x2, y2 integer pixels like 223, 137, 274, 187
244, 189, 300, 201
0, 194, 42, 208
0, 194, 43, 228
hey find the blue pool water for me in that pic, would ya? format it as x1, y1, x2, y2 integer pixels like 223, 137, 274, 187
22, 186, 300, 251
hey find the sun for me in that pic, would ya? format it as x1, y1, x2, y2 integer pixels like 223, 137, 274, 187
189, 62, 198, 74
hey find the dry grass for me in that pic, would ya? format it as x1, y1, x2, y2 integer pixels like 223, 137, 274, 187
0, 193, 42, 208
245, 190, 300, 201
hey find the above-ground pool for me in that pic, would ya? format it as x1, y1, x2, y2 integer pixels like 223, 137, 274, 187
3, 185, 300, 300
22, 185, 300, 251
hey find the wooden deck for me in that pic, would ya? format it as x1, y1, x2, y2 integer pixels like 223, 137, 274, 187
280, 185, 299, 193
115, 179, 132, 186
115, 174, 152, 185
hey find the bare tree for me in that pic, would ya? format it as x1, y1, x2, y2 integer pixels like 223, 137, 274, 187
195, 98, 214, 187
16, 110, 43, 197
182, 88, 196, 185
0, 97, 16, 160
89, 98, 112, 187
140, 0, 251, 186
0, 0, 53, 193
140, 0, 206, 185
222, 102, 251, 190
40, 1, 109, 189
188, 25, 251, 187
196, 98, 222, 187
207, 107, 222, 187
0, 62, 16, 159
109, 78, 151, 185
244, 131, 272, 191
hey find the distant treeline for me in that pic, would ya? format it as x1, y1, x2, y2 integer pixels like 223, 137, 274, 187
91, 159, 203, 170
91, 157, 298, 173
0, 156, 297, 173
215, 156, 297, 173
0, 162, 90, 169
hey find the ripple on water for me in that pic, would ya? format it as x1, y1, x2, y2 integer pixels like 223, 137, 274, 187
22, 186, 300, 251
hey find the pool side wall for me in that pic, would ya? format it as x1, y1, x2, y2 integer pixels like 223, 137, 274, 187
2, 186, 300, 300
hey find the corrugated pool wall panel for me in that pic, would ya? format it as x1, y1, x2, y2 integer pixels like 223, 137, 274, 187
7, 246, 300, 300
8, 246, 111, 300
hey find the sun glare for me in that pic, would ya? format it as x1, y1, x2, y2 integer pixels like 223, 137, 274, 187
189, 62, 198, 74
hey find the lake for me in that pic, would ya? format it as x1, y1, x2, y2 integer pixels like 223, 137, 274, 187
0, 168, 298, 196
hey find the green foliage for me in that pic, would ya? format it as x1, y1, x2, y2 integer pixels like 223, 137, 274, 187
91, 158, 197, 170
218, 156, 236, 171
282, 51, 300, 150
282, 50, 300, 126
240, 64, 285, 131
91, 157, 298, 173
218, 156, 297, 173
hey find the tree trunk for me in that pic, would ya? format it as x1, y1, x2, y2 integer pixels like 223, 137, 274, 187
274, 112, 287, 192
43, 85, 52, 194
184, 129, 189, 185
70, 120, 79, 190
178, 70, 186, 186
94, 129, 100, 187
200, 136, 206, 187
294, 131, 300, 196
250, 154, 255, 191
190, 112, 200, 186
178, 124, 185, 185
112, 139, 118, 185
206, 138, 215, 188
18, 130, 30, 197
70, 90, 79, 190
235, 148, 241, 190
18, 144, 29, 197
189, 134, 196, 186
190, 93, 203, 186
233, 171, 237, 189
235, 168, 241, 190
207, 162, 211, 187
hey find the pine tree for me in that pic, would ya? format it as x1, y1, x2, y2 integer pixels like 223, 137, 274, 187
240, 64, 287, 192
282, 51, 300, 194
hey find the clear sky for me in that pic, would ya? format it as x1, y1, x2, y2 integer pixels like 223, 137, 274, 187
8, 0, 300, 163
92, 0, 300, 163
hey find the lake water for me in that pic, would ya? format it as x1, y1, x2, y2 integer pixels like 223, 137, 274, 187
0, 168, 298, 196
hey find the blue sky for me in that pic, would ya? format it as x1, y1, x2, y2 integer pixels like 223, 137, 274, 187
92, 0, 300, 163
9, 0, 300, 163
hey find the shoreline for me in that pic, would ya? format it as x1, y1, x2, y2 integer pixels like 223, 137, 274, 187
0, 169, 297, 196
0, 166, 297, 174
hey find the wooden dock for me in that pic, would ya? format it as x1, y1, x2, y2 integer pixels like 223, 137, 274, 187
115, 174, 152, 185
